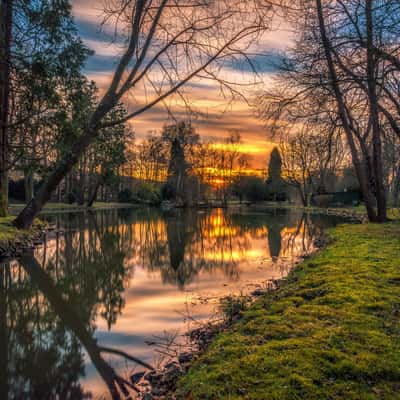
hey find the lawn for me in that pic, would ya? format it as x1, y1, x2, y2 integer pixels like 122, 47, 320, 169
177, 222, 400, 399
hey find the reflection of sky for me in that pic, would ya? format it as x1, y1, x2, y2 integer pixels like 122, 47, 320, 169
7, 208, 339, 399
70, 1, 293, 167
38, 209, 316, 397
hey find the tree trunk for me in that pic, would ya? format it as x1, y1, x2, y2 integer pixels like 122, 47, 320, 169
13, 93, 118, 229
315, 0, 378, 222
366, 0, 387, 222
0, 0, 13, 217
87, 176, 103, 207
14, 127, 97, 228
24, 169, 34, 203
64, 173, 71, 203
77, 158, 86, 205
298, 186, 308, 207
0, 264, 9, 400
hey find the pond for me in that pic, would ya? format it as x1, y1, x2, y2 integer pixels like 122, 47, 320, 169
1, 207, 347, 399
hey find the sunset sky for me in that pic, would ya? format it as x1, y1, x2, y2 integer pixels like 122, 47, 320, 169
71, 1, 293, 167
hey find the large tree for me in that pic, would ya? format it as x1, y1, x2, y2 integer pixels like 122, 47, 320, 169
14, 0, 273, 229
0, 0, 13, 216
2, 0, 90, 212
260, 0, 400, 221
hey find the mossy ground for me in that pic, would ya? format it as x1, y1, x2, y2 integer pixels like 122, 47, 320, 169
177, 223, 400, 399
0, 216, 45, 242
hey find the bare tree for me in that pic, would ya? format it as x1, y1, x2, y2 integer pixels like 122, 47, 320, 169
260, 0, 400, 222
0, 0, 13, 216
14, 0, 273, 228
278, 125, 343, 206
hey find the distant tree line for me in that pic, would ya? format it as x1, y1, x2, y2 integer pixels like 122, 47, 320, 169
1, 0, 398, 226
0, 0, 273, 229
120, 122, 267, 207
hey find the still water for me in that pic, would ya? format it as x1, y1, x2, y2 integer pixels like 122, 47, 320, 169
1, 207, 346, 399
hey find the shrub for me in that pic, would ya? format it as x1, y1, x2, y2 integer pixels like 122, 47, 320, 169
161, 181, 176, 201
9, 179, 25, 201
244, 177, 267, 203
219, 294, 251, 323
118, 188, 133, 203
135, 183, 161, 205
313, 194, 334, 208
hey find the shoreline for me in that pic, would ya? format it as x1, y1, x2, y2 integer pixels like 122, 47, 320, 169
0, 217, 48, 259
173, 222, 400, 399
0, 202, 138, 258
9, 201, 138, 216
132, 235, 328, 399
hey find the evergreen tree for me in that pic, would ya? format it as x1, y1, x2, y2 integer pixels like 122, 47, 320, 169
266, 147, 286, 201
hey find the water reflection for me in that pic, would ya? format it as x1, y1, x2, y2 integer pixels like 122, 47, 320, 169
1, 207, 345, 399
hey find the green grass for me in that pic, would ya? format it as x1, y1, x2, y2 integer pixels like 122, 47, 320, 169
0, 216, 44, 242
9, 201, 135, 215
177, 222, 400, 399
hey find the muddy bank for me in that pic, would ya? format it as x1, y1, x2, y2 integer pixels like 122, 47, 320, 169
0, 220, 49, 259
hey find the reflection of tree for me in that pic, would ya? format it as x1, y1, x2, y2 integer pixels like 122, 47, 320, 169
268, 222, 282, 259
1, 208, 343, 398
145, 209, 264, 288
19, 253, 152, 400
2, 210, 137, 399
281, 212, 328, 257
44, 208, 336, 292
164, 211, 195, 288
118, 207, 325, 289
0, 260, 90, 399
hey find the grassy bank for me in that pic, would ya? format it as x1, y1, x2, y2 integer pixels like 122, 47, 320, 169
250, 202, 400, 221
177, 222, 400, 399
9, 201, 136, 215
0, 216, 45, 243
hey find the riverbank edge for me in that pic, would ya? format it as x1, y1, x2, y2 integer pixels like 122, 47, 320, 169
0, 216, 48, 258
174, 222, 400, 399
9, 201, 138, 216
247, 202, 383, 222
0, 202, 138, 257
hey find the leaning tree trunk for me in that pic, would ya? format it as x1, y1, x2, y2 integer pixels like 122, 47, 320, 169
14, 128, 100, 228
13, 98, 114, 229
0, 0, 13, 217
14, 129, 96, 228
87, 175, 103, 207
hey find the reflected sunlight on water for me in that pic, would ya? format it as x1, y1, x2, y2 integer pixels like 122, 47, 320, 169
1, 207, 345, 399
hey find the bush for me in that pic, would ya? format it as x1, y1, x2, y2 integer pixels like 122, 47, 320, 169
134, 183, 161, 205
219, 293, 251, 323
244, 177, 268, 203
66, 192, 76, 204
313, 194, 334, 208
161, 182, 176, 201
118, 188, 133, 203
